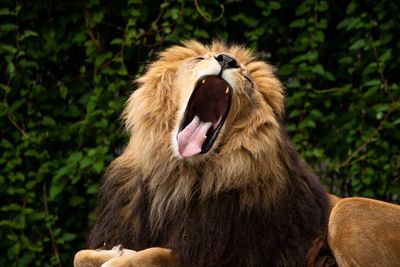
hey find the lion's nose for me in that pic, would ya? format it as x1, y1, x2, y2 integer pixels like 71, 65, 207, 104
214, 53, 239, 70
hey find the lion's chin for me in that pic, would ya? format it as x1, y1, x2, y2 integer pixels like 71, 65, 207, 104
176, 76, 232, 158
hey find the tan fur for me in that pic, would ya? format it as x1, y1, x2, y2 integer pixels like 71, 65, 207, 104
328, 194, 341, 210
328, 197, 400, 267
75, 247, 177, 267
102, 248, 179, 267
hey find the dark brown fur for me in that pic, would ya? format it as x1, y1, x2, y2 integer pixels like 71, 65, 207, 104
88, 127, 336, 267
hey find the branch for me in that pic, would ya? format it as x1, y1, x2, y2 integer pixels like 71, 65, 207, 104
194, 0, 224, 22
42, 184, 62, 267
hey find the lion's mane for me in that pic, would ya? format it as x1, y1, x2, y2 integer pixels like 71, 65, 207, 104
87, 41, 335, 267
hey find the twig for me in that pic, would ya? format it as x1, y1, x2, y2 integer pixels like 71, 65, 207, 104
43, 184, 62, 267
368, 28, 389, 93
83, 10, 103, 52
313, 87, 348, 94
194, 0, 224, 22
7, 113, 27, 136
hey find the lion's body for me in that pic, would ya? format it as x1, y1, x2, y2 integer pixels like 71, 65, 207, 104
81, 41, 335, 267
328, 197, 400, 267
87, 136, 333, 267
74, 41, 399, 267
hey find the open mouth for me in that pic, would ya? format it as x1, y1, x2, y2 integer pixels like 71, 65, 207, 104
177, 76, 232, 158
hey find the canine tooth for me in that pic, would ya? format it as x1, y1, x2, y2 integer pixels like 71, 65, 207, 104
202, 79, 205, 84
225, 87, 229, 94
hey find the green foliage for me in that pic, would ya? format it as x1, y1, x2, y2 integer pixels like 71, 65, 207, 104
0, 0, 399, 266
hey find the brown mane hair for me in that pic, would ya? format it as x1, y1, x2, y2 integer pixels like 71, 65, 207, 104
87, 41, 336, 267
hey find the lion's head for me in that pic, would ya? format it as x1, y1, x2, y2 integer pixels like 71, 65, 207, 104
115, 41, 290, 220
124, 40, 284, 157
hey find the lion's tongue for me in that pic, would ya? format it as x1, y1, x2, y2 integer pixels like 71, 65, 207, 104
177, 116, 212, 158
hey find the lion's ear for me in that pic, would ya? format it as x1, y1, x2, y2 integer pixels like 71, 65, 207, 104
247, 61, 285, 117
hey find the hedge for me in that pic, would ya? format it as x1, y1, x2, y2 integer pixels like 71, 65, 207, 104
1, 0, 399, 266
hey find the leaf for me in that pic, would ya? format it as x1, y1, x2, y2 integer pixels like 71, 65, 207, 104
42, 116, 56, 126
349, 39, 365, 50
0, 23, 17, 32
49, 182, 65, 201
68, 152, 83, 164
160, 2, 169, 9
288, 109, 300, 118
380, 49, 392, 62
164, 8, 179, 20
110, 38, 123, 45
80, 158, 92, 169
287, 79, 300, 89
72, 32, 86, 44
86, 184, 98, 194
0, 103, 8, 116
364, 80, 380, 87
62, 233, 77, 241
312, 64, 325, 75
316, 1, 328, 12
0, 8, 15, 16
54, 166, 71, 181
7, 62, 15, 74
316, 19, 327, 29
95, 52, 112, 67
362, 62, 377, 76
270, 1, 281, 10
93, 11, 104, 25
69, 196, 85, 207
60, 85, 68, 99
290, 19, 306, 28
295, 2, 311, 16
7, 243, 20, 259
338, 17, 362, 31
279, 64, 294, 76
19, 30, 39, 41
29, 212, 46, 221
346, 1, 358, 14
304, 119, 316, 128
93, 161, 104, 174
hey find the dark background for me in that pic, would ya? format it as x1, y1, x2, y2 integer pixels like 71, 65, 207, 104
1, 0, 399, 266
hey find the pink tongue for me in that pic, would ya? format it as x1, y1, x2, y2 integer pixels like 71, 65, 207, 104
177, 116, 212, 158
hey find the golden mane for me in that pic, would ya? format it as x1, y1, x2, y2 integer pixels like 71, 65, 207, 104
117, 41, 287, 225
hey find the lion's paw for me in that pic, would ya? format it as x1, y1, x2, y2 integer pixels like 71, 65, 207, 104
74, 245, 136, 267
101, 247, 177, 267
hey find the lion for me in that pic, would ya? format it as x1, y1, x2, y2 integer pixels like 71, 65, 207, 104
328, 196, 400, 266
74, 41, 400, 267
